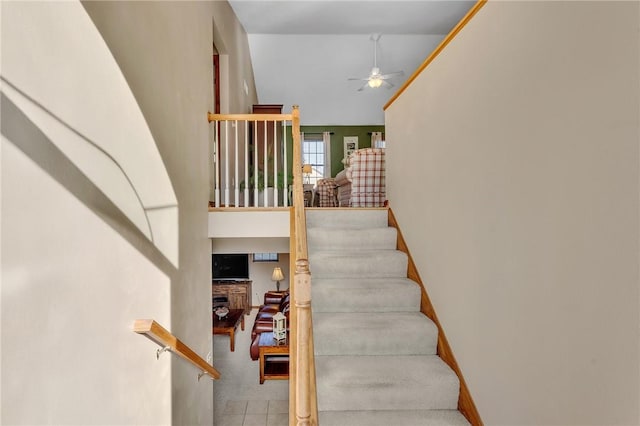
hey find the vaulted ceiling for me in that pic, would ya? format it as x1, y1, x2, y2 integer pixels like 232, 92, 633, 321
229, 1, 475, 125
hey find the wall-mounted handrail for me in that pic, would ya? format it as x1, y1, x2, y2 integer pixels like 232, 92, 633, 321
133, 319, 221, 380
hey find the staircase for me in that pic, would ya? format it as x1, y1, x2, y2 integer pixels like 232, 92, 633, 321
307, 208, 469, 426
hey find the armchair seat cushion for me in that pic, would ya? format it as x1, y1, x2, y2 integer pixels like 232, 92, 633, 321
334, 170, 351, 207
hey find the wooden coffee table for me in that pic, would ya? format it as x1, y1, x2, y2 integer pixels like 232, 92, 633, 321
213, 309, 244, 351
258, 331, 289, 384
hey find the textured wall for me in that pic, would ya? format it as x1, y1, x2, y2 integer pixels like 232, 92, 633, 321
385, 2, 639, 425
83, 1, 258, 424
1, 1, 257, 424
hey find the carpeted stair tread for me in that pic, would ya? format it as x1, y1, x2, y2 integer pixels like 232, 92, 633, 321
307, 227, 397, 251
306, 208, 388, 229
313, 312, 438, 355
318, 410, 470, 426
307, 209, 467, 421
310, 250, 407, 278
312, 277, 421, 312
315, 355, 460, 411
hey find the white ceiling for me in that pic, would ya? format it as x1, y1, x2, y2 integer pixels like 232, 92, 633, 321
229, 1, 475, 125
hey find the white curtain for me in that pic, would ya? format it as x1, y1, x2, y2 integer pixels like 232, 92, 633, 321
371, 131, 384, 148
323, 131, 331, 177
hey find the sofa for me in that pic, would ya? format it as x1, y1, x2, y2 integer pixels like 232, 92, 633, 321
335, 147, 386, 207
249, 291, 290, 360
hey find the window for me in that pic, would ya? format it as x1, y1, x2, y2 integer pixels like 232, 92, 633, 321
302, 132, 331, 185
253, 253, 278, 262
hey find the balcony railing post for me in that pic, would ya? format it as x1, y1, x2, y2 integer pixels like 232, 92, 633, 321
224, 121, 229, 207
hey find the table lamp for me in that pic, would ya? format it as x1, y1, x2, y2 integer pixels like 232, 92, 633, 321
302, 164, 312, 184
271, 267, 285, 291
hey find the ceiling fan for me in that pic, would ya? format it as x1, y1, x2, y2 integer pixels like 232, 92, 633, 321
349, 34, 404, 91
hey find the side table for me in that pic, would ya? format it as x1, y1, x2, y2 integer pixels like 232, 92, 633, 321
258, 332, 289, 384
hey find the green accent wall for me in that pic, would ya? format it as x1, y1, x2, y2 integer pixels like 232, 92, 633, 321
286, 125, 385, 178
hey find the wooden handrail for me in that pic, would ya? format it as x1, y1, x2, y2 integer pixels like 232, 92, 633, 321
133, 319, 221, 380
208, 112, 293, 122
387, 209, 482, 425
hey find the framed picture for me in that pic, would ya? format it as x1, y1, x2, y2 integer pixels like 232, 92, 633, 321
344, 136, 358, 160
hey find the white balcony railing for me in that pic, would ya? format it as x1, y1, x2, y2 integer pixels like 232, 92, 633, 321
208, 112, 294, 208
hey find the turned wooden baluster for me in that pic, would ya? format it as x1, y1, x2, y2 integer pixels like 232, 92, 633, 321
294, 259, 312, 425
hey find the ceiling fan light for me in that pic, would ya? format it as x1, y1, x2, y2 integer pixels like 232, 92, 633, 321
368, 77, 383, 88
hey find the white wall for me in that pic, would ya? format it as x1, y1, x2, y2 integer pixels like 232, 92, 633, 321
1, 0, 178, 267
1, 2, 175, 422
248, 254, 291, 306
385, 1, 639, 425
209, 211, 290, 238
2, 1, 258, 424
1, 138, 172, 424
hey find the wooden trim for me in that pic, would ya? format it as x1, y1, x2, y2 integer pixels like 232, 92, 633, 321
207, 112, 293, 123
387, 209, 482, 425
213, 54, 220, 115
133, 319, 221, 380
304, 207, 387, 211
383, 0, 487, 111
208, 206, 290, 212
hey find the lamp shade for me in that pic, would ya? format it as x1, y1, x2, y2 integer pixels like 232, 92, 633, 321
271, 267, 284, 282
302, 164, 312, 174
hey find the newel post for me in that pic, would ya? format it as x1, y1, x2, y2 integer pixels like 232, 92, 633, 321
294, 258, 312, 426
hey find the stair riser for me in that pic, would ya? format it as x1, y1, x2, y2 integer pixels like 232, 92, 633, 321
316, 356, 460, 411
312, 278, 422, 313
310, 252, 408, 278
306, 209, 388, 229
318, 410, 470, 426
313, 288, 421, 313
313, 315, 438, 356
308, 227, 398, 251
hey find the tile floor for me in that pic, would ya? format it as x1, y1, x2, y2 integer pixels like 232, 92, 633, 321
218, 399, 288, 426
213, 308, 289, 426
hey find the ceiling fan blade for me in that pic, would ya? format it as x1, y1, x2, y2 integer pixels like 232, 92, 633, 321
348, 77, 369, 81
357, 81, 369, 92
379, 71, 405, 79
382, 80, 395, 89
